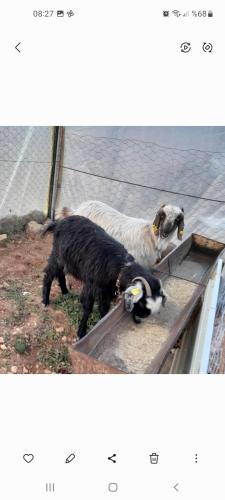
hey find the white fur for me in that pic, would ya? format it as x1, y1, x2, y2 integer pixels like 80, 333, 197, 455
59, 200, 182, 269
146, 296, 163, 314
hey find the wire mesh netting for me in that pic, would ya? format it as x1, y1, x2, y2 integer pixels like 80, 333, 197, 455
0, 126, 53, 218
1, 126, 225, 373
56, 127, 225, 243
209, 275, 225, 374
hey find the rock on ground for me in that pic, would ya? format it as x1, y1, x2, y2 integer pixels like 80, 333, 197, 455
26, 221, 43, 238
11, 366, 18, 374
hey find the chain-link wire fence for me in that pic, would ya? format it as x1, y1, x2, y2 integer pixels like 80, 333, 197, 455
0, 126, 54, 219
56, 127, 225, 243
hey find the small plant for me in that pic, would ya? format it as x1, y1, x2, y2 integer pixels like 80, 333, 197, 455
54, 293, 101, 330
38, 345, 72, 373
14, 337, 28, 354
4, 284, 28, 326
6, 285, 24, 303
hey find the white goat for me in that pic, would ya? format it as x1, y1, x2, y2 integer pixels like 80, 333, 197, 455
57, 201, 184, 269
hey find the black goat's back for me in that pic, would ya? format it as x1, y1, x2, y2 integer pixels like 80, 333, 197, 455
52, 215, 133, 284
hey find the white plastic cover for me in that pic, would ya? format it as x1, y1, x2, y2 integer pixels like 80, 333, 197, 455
56, 126, 225, 244
0, 127, 53, 218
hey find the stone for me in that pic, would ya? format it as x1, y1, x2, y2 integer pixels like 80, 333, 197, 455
26, 221, 43, 238
56, 327, 65, 334
0, 234, 7, 242
11, 366, 18, 374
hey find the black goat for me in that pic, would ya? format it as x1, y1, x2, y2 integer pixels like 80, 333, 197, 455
42, 216, 166, 339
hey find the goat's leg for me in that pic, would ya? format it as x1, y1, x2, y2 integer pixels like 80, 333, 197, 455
77, 287, 94, 339
42, 253, 61, 306
98, 292, 111, 318
42, 266, 55, 306
57, 268, 69, 295
42, 272, 53, 306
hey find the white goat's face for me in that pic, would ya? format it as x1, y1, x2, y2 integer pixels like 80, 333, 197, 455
152, 205, 184, 240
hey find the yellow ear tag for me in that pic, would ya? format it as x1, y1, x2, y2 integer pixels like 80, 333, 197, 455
152, 224, 158, 233
131, 288, 140, 296
179, 230, 184, 234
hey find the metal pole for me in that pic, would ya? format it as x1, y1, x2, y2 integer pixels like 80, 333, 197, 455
48, 126, 64, 219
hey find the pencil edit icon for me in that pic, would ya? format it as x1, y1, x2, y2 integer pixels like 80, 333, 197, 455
65, 453, 75, 463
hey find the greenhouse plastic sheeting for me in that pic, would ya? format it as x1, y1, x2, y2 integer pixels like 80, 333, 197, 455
56, 126, 225, 244
0, 127, 53, 218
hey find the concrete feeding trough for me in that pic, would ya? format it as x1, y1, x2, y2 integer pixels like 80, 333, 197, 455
71, 234, 225, 374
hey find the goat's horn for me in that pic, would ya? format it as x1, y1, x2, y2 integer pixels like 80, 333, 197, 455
132, 276, 152, 297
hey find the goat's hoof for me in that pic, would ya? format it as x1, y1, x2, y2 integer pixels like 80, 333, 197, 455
42, 299, 49, 307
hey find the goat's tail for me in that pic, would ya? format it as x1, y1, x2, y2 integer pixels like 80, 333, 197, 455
41, 221, 57, 237
55, 206, 74, 220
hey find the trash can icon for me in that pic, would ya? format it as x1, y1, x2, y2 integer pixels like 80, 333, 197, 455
149, 453, 159, 464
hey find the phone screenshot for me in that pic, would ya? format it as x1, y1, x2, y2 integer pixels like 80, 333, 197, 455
0, 1, 225, 498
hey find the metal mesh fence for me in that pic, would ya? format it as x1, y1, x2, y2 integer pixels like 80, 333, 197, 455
0, 127, 53, 218
56, 127, 225, 243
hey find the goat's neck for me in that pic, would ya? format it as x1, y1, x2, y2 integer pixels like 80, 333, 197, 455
119, 261, 148, 291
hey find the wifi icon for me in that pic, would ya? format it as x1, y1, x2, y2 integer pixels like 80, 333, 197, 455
172, 10, 181, 17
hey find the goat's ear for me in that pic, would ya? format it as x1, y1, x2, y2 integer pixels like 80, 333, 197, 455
177, 214, 184, 240
152, 205, 165, 236
124, 283, 143, 312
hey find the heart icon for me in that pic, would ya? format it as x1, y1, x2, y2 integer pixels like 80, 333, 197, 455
23, 454, 34, 463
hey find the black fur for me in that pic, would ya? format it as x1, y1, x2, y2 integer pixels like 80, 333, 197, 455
42, 216, 164, 339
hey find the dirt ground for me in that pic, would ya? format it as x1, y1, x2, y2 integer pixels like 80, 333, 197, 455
1, 233, 225, 374
0, 234, 95, 374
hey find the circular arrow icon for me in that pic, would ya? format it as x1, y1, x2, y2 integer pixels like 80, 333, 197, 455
180, 42, 191, 53
203, 42, 213, 52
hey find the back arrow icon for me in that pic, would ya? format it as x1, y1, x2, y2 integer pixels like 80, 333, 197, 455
174, 483, 179, 492
15, 42, 21, 53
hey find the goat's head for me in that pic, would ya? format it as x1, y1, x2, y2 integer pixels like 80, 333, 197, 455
152, 204, 184, 240
124, 274, 166, 323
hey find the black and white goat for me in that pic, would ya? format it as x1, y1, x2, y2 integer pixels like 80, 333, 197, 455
42, 216, 166, 339
58, 201, 184, 268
